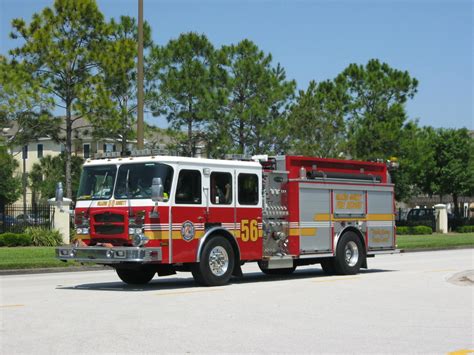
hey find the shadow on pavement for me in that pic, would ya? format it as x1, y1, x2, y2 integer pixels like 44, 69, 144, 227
56, 266, 395, 292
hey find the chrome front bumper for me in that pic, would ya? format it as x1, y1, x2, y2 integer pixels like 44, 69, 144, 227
56, 246, 162, 264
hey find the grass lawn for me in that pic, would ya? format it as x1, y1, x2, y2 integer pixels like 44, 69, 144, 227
396, 232, 474, 250
0, 247, 84, 270
0, 233, 473, 270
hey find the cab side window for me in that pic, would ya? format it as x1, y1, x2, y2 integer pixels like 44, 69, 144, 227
238, 173, 259, 205
176, 170, 202, 204
211, 172, 232, 205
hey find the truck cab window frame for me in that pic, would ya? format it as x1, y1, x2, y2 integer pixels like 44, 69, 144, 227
238, 173, 259, 205
175, 169, 202, 205
210, 172, 232, 205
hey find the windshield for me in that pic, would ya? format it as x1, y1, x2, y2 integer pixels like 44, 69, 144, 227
114, 163, 174, 199
77, 165, 117, 200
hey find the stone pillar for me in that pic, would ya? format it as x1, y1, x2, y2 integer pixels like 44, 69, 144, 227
48, 197, 72, 244
434, 204, 448, 234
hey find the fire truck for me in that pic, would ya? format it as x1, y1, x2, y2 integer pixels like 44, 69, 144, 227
56, 151, 397, 286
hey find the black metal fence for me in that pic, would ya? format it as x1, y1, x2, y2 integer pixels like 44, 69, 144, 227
0, 203, 54, 234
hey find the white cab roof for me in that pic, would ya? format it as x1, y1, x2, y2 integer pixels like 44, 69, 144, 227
83, 155, 262, 170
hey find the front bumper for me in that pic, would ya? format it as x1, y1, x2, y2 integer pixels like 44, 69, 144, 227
55, 246, 162, 264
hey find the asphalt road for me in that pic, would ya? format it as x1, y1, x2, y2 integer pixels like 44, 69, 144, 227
1, 249, 473, 354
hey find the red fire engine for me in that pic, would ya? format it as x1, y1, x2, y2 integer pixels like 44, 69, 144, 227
56, 151, 397, 286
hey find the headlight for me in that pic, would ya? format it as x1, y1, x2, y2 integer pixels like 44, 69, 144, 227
76, 227, 89, 235
131, 233, 148, 247
129, 227, 143, 235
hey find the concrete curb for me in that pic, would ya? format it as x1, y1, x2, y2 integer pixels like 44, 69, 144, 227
0, 247, 472, 276
0, 265, 111, 276
399, 246, 474, 253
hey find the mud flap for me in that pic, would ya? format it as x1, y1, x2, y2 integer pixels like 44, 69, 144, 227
232, 263, 243, 277
361, 258, 368, 269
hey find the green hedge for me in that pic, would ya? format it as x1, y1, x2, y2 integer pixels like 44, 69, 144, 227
456, 225, 474, 233
0, 233, 32, 247
25, 227, 63, 247
397, 225, 433, 235
0, 228, 63, 247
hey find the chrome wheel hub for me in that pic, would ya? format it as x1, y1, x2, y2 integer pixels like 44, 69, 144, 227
344, 241, 359, 267
208, 246, 229, 276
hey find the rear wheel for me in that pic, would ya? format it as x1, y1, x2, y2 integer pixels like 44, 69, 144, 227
258, 261, 296, 275
334, 231, 364, 275
116, 268, 155, 285
192, 236, 235, 286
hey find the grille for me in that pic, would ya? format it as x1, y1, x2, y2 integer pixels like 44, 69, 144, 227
94, 213, 124, 223
94, 225, 124, 235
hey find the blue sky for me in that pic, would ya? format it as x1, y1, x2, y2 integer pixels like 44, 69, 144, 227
1, 0, 472, 129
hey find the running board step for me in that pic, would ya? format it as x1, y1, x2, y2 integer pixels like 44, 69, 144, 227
260, 255, 295, 269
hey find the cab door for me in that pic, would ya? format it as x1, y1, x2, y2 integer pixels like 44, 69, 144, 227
207, 170, 235, 229
171, 168, 205, 263
235, 171, 263, 260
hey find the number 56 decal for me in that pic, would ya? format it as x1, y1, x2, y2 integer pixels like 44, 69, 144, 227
240, 219, 259, 242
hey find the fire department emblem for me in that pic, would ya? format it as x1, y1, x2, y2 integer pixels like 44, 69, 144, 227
181, 221, 195, 242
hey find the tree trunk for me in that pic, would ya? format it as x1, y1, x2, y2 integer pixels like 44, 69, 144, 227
65, 103, 73, 199
239, 118, 244, 154
453, 193, 459, 218
188, 119, 193, 157
121, 111, 127, 155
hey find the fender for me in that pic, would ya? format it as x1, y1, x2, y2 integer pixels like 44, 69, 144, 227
333, 225, 366, 256
196, 226, 241, 262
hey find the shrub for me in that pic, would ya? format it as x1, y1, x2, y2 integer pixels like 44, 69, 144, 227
396, 225, 432, 235
456, 225, 474, 233
0, 233, 32, 247
396, 226, 410, 235
25, 227, 63, 246
411, 225, 433, 235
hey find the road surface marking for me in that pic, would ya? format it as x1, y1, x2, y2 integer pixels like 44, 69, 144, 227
0, 304, 24, 308
448, 350, 474, 355
313, 277, 360, 283
154, 289, 223, 296
424, 269, 457, 273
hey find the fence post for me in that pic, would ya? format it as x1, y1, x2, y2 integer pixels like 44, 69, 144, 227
434, 204, 448, 234
48, 198, 72, 244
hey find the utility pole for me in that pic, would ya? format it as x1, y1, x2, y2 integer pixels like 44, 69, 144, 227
137, 0, 144, 149
22, 145, 27, 214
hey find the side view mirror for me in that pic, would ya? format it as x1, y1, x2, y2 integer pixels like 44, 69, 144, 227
151, 177, 164, 202
55, 182, 64, 211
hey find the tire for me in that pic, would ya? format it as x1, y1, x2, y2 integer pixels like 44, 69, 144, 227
116, 268, 155, 285
334, 231, 365, 275
258, 261, 296, 275
320, 259, 337, 275
192, 236, 235, 286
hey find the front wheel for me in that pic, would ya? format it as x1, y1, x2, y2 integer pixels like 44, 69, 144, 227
334, 231, 365, 275
116, 268, 155, 285
192, 236, 235, 286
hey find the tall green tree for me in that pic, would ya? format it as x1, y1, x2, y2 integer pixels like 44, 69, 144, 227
88, 16, 153, 155
424, 128, 474, 216
211, 40, 295, 156
29, 153, 83, 203
288, 79, 347, 157
9, 0, 108, 198
0, 146, 22, 206
338, 59, 418, 160
390, 123, 435, 201
0, 56, 56, 137
149, 32, 224, 156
